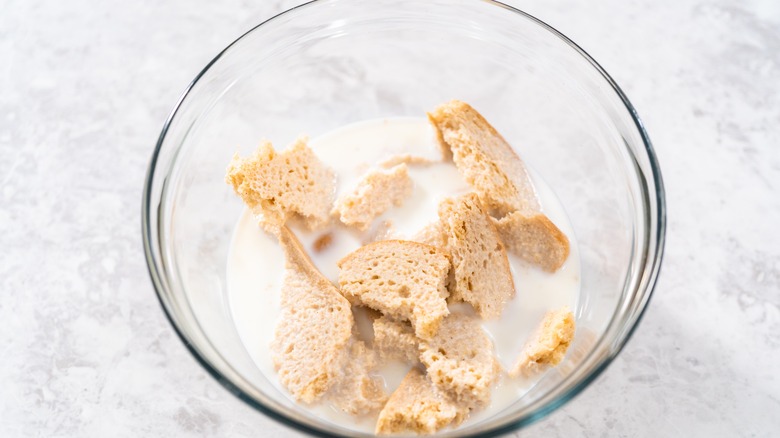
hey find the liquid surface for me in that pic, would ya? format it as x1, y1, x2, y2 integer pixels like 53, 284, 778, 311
226, 117, 580, 432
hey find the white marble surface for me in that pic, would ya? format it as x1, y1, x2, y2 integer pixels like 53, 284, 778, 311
1, 0, 778, 436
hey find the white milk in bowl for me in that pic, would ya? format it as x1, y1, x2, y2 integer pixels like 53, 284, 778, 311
226, 117, 580, 433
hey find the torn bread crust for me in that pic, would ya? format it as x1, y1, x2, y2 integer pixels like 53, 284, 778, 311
333, 164, 414, 231
510, 307, 575, 378
271, 227, 354, 403
427, 100, 570, 271
337, 240, 451, 341
439, 193, 515, 319
225, 136, 335, 229
375, 368, 468, 435
418, 313, 500, 407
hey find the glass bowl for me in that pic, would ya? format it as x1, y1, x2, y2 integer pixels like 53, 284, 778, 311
142, 0, 666, 436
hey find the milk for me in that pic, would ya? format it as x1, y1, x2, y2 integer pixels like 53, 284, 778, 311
226, 117, 580, 433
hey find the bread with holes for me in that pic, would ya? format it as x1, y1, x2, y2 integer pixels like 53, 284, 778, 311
439, 193, 514, 319
226, 136, 335, 229
333, 164, 413, 230
375, 367, 467, 435
337, 240, 451, 340
418, 313, 500, 406
270, 227, 353, 402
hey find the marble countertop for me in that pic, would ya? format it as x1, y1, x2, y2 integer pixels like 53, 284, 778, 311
1, 0, 778, 436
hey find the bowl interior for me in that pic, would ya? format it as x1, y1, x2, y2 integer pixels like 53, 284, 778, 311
143, 0, 664, 436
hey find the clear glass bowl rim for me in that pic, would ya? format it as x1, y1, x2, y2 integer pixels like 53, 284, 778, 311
141, 0, 667, 436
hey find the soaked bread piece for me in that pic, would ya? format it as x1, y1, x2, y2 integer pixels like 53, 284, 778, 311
373, 315, 419, 364
427, 100, 569, 271
493, 211, 570, 272
338, 240, 451, 340
510, 307, 575, 377
427, 100, 539, 217
439, 193, 514, 319
411, 221, 446, 248
326, 341, 388, 415
333, 164, 413, 231
375, 368, 467, 435
226, 136, 335, 229
271, 227, 353, 402
418, 313, 500, 406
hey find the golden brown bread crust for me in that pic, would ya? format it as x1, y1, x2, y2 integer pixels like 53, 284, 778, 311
510, 307, 575, 377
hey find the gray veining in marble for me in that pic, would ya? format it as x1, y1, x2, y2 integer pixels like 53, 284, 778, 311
1, 0, 778, 436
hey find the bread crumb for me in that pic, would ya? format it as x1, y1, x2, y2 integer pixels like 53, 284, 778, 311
333, 164, 413, 230
509, 307, 575, 377
312, 232, 333, 253
375, 368, 467, 435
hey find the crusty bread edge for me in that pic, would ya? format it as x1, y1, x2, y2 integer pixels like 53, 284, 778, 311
277, 225, 344, 294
